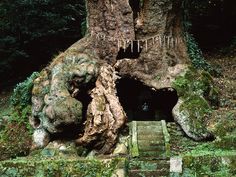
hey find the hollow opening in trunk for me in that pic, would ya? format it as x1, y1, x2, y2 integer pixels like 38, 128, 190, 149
75, 84, 93, 123
52, 82, 94, 140
129, 0, 141, 20
116, 42, 142, 60
116, 78, 178, 122
51, 123, 82, 141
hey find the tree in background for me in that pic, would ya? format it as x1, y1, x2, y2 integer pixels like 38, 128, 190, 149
186, 0, 236, 50
0, 0, 86, 84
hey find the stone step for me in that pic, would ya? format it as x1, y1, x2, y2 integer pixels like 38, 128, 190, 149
167, 123, 185, 138
128, 159, 170, 176
129, 158, 170, 170
137, 126, 163, 134
167, 123, 183, 130
128, 169, 169, 177
169, 131, 185, 137
129, 121, 168, 158
138, 150, 167, 157
168, 127, 184, 133
168, 127, 182, 132
129, 159, 169, 170
138, 141, 165, 150
138, 139, 164, 146
138, 145, 166, 152
136, 121, 162, 126
138, 134, 164, 141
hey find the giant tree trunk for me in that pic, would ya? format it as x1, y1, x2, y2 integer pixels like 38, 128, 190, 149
31, 0, 214, 154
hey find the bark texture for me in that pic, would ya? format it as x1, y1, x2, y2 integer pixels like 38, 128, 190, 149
30, 0, 214, 153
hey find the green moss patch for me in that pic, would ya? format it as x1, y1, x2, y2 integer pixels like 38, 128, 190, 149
0, 72, 40, 161
11, 72, 39, 111
0, 122, 32, 161
180, 95, 211, 118
0, 157, 126, 177
181, 153, 236, 176
172, 67, 219, 106
169, 142, 236, 176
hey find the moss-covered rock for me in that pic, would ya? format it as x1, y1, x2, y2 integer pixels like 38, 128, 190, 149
172, 67, 219, 140
172, 67, 219, 104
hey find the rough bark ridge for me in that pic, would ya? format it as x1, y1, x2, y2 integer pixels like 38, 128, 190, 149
75, 65, 126, 153
31, 0, 213, 153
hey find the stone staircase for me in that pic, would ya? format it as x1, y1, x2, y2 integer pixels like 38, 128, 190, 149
128, 120, 171, 177
167, 122, 202, 155
128, 159, 170, 177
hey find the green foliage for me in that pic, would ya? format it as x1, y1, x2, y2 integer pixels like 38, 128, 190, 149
81, 20, 87, 37
0, 158, 124, 177
178, 137, 236, 175
6, 72, 39, 134
212, 112, 236, 148
11, 72, 39, 111
129, 160, 157, 171
182, 0, 220, 76
214, 112, 235, 136
0, 72, 39, 160
0, 0, 86, 83
0, 121, 32, 160
181, 147, 236, 176
185, 32, 218, 75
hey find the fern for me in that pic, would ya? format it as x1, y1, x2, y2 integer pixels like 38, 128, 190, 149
10, 72, 39, 110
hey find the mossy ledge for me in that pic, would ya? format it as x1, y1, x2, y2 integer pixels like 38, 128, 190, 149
180, 153, 236, 176
0, 156, 126, 177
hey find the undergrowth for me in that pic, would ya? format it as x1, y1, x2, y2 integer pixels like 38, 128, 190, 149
10, 72, 39, 111
184, 32, 218, 75
0, 72, 39, 160
9, 71, 39, 129
182, 0, 220, 76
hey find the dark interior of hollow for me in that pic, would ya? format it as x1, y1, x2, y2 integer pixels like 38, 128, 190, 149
52, 83, 94, 140
76, 83, 94, 123
116, 42, 142, 60
116, 78, 178, 122
129, 0, 140, 20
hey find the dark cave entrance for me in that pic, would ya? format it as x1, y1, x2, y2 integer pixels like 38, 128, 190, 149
116, 78, 178, 122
